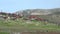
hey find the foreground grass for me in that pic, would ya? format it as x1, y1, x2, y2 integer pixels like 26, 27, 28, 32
0, 19, 60, 32
0, 32, 9, 34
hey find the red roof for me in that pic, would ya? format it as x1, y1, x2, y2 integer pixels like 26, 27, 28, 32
28, 15, 37, 18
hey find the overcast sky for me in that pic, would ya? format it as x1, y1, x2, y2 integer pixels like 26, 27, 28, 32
0, 0, 60, 13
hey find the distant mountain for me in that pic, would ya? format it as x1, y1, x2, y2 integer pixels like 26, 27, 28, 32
15, 8, 60, 16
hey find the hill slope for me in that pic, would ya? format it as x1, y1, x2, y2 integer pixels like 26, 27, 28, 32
15, 8, 60, 24
15, 8, 60, 15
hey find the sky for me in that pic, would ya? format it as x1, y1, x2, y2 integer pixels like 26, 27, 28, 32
0, 0, 60, 13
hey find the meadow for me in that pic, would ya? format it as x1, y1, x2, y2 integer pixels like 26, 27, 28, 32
0, 18, 60, 32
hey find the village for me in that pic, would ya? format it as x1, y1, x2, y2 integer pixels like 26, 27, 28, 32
0, 11, 60, 34
0, 12, 48, 22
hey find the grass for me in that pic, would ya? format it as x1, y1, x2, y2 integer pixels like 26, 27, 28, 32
0, 19, 60, 32
0, 32, 9, 34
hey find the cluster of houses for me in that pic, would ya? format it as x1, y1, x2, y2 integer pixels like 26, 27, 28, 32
0, 12, 22, 20
0, 11, 48, 23
22, 11, 48, 21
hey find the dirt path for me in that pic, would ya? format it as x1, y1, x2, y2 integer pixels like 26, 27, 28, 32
21, 32, 60, 34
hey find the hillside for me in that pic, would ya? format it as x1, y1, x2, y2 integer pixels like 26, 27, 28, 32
15, 8, 60, 24
15, 8, 59, 14
0, 8, 60, 34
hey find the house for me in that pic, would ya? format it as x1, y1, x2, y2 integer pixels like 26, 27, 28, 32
27, 15, 46, 21
0, 12, 21, 20
28, 15, 37, 20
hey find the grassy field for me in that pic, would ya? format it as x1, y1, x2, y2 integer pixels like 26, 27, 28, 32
0, 18, 60, 32
0, 32, 9, 34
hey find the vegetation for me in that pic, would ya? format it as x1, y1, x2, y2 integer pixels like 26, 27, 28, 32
0, 18, 60, 32
0, 32, 9, 34
16, 8, 60, 24
0, 8, 60, 34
